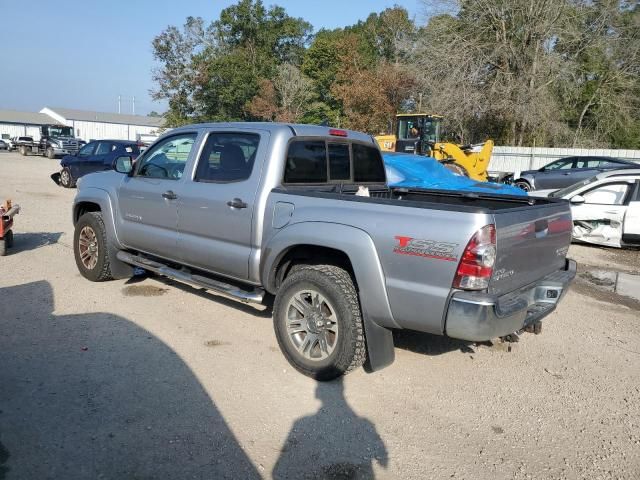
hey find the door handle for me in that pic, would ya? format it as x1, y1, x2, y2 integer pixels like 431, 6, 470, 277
227, 198, 248, 209
562, 172, 571, 175
162, 190, 177, 200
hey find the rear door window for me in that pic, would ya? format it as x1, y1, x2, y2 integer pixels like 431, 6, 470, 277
194, 132, 260, 182
285, 141, 328, 183
353, 144, 386, 182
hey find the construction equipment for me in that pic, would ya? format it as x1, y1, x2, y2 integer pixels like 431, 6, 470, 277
375, 113, 493, 182
0, 199, 20, 256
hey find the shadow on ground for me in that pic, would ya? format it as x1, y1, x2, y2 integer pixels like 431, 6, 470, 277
128, 272, 273, 318
393, 329, 475, 355
273, 378, 388, 480
0, 281, 260, 480
6, 232, 63, 254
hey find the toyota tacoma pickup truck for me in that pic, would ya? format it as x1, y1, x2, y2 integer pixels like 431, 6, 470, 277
72, 123, 576, 380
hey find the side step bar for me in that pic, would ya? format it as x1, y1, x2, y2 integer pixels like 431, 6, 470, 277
116, 251, 264, 304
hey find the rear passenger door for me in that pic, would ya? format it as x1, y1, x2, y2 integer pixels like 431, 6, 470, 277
177, 131, 267, 280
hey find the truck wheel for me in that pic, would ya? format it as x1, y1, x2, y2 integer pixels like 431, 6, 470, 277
74, 212, 114, 282
19, 146, 28, 156
514, 180, 532, 192
46, 147, 55, 159
0, 238, 6, 256
60, 168, 75, 188
273, 264, 366, 381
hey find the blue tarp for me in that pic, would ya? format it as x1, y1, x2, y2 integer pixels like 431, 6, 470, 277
383, 152, 526, 196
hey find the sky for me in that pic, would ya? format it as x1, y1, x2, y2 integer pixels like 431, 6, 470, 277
0, 0, 423, 116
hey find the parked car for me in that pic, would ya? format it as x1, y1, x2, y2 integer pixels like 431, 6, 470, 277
529, 169, 640, 248
56, 140, 141, 188
513, 156, 638, 191
72, 123, 575, 380
0, 140, 7, 150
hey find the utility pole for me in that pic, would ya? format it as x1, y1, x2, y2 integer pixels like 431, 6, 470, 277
118, 95, 121, 114
132, 96, 135, 115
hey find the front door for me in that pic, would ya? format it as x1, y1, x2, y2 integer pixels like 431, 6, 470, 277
177, 130, 266, 280
537, 158, 576, 189
117, 132, 198, 261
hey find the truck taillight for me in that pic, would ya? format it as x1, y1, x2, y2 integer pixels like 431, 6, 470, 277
453, 225, 496, 290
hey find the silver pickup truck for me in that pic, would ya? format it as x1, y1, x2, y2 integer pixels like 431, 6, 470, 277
72, 123, 576, 380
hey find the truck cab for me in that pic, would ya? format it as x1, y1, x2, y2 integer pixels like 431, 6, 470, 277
40, 124, 80, 158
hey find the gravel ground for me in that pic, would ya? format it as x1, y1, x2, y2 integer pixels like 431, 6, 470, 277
0, 151, 639, 480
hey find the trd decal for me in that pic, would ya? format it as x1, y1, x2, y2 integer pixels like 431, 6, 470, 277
393, 236, 458, 262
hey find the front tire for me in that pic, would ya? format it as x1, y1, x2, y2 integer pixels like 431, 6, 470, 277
273, 264, 366, 381
60, 167, 75, 188
74, 212, 114, 282
515, 180, 532, 192
46, 147, 55, 159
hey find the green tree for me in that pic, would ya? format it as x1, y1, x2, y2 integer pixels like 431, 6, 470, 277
151, 0, 311, 125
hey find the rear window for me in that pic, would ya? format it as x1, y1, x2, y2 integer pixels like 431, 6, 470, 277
353, 144, 386, 182
285, 141, 327, 183
328, 143, 350, 181
284, 140, 385, 184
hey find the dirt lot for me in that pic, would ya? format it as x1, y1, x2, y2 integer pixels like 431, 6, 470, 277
0, 150, 639, 480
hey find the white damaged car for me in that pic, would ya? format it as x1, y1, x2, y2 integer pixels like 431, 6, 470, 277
530, 169, 640, 248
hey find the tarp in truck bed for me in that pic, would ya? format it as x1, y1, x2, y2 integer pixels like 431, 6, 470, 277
384, 152, 526, 196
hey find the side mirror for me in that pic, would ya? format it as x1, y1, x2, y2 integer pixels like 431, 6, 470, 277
538, 166, 546, 172
570, 195, 585, 205
114, 155, 133, 174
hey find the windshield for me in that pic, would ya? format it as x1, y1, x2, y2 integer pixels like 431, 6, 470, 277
44, 126, 74, 137
549, 175, 599, 198
397, 116, 440, 142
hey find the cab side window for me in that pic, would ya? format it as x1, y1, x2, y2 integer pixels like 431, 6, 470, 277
194, 133, 260, 183
135, 133, 196, 180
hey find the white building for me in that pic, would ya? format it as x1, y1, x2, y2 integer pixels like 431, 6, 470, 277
0, 107, 164, 142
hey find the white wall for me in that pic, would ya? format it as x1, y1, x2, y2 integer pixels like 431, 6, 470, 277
0, 123, 41, 140
489, 146, 640, 172
69, 120, 159, 142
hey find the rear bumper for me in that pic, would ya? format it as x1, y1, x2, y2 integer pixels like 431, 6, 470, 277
445, 259, 577, 341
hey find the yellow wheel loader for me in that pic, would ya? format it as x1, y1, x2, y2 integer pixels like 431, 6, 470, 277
375, 114, 493, 182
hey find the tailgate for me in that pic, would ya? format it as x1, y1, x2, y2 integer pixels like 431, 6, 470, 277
490, 201, 572, 295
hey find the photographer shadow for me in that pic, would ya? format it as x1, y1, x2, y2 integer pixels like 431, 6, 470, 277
273, 378, 388, 479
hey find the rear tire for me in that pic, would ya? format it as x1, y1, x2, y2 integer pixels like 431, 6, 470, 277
514, 180, 532, 192
19, 146, 28, 156
74, 212, 114, 282
46, 147, 55, 159
60, 167, 75, 188
273, 264, 366, 381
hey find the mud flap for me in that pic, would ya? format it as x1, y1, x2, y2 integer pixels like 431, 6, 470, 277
362, 307, 395, 373
50, 172, 61, 186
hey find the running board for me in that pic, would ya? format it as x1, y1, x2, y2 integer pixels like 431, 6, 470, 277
116, 251, 264, 304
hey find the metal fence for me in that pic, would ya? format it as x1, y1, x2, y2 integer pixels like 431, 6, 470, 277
489, 146, 640, 173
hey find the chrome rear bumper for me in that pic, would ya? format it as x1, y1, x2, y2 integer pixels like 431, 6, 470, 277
445, 259, 577, 341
